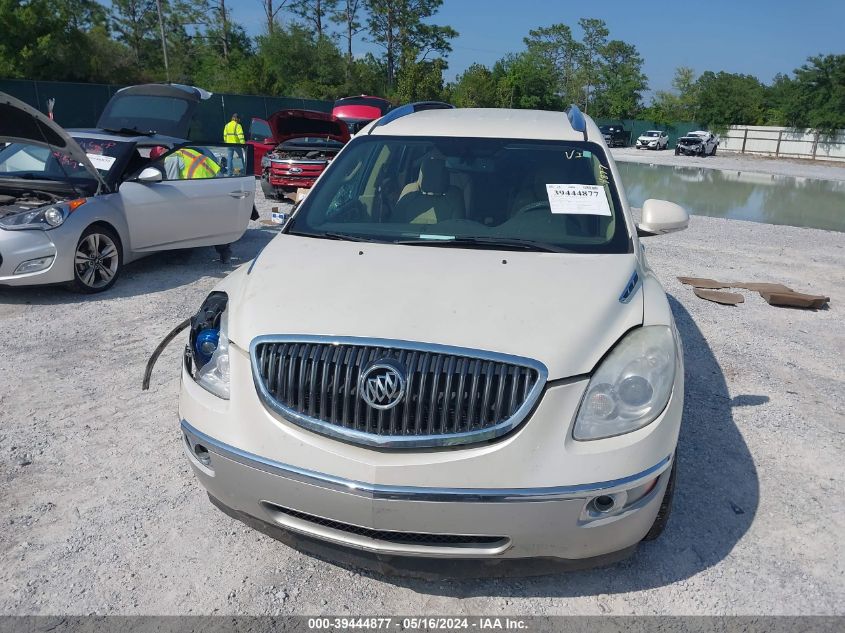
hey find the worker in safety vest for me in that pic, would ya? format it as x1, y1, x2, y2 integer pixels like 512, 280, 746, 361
164, 147, 221, 180
223, 113, 245, 176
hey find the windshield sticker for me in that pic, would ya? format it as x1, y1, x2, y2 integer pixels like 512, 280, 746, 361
546, 184, 612, 216
86, 153, 116, 171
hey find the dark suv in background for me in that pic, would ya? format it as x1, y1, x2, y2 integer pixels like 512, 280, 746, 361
599, 124, 631, 147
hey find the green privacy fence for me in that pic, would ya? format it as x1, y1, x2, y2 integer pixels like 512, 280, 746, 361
0, 78, 333, 141
594, 118, 703, 146
1, 79, 704, 147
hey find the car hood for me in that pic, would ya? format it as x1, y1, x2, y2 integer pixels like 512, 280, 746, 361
230, 236, 643, 380
638, 136, 659, 141
96, 83, 211, 138
0, 91, 106, 189
268, 110, 350, 144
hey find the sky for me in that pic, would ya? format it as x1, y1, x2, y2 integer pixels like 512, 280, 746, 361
229, 0, 845, 96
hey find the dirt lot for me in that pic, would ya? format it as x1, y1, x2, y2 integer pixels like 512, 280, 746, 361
1, 188, 843, 616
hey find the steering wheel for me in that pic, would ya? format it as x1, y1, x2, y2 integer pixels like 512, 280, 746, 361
515, 200, 551, 215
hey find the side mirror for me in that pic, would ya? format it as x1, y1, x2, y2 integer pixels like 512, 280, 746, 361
637, 199, 689, 237
136, 167, 163, 183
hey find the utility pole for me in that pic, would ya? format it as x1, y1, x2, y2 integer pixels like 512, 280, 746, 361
156, 0, 171, 82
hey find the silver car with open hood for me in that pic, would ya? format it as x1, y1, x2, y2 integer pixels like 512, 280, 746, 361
0, 86, 255, 293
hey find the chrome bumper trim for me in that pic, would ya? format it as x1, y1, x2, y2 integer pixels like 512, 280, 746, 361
181, 420, 671, 503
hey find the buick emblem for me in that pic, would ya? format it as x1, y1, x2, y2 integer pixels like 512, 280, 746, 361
359, 360, 406, 410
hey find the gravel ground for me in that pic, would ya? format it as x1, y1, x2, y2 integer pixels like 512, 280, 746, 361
611, 147, 845, 182
1, 186, 843, 616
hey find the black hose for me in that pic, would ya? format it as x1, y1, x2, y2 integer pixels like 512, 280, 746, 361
142, 318, 191, 391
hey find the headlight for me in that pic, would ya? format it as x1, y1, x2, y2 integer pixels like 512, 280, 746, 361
189, 291, 230, 399
573, 326, 677, 440
0, 199, 86, 230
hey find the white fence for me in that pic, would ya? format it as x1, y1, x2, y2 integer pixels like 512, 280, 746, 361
720, 125, 845, 162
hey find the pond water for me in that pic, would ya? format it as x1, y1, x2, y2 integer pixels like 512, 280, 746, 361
617, 162, 845, 232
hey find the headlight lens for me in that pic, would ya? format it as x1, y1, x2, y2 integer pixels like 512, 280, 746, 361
189, 291, 230, 399
0, 199, 85, 230
196, 310, 230, 400
573, 326, 677, 440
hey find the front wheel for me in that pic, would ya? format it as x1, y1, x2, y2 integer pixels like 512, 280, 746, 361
642, 459, 676, 541
711, 145, 717, 156
69, 225, 122, 293
674, 148, 680, 156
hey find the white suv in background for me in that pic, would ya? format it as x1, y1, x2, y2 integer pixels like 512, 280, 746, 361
636, 130, 669, 150
178, 103, 690, 572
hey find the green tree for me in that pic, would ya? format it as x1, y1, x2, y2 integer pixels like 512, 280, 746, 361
591, 39, 647, 118
448, 63, 497, 107
291, 0, 338, 40
248, 24, 345, 98
492, 51, 563, 110
645, 66, 700, 124
780, 55, 845, 133
523, 23, 582, 105
364, 0, 457, 89
576, 17, 609, 113
394, 56, 446, 102
695, 70, 767, 127
331, 0, 365, 75
109, 0, 158, 67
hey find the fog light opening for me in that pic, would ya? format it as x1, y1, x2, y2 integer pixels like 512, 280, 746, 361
591, 495, 616, 514
14, 255, 55, 275
193, 443, 211, 466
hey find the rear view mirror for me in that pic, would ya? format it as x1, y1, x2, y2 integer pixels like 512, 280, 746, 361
637, 199, 689, 237
136, 167, 163, 183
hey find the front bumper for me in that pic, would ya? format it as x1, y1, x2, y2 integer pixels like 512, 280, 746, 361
0, 227, 71, 286
182, 419, 671, 561
676, 145, 702, 155
179, 343, 682, 563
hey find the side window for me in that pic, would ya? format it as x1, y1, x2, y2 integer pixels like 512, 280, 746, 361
156, 145, 249, 180
249, 118, 272, 142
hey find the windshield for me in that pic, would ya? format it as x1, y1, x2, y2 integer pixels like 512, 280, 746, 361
644, 131, 660, 137
0, 137, 131, 181
680, 136, 702, 143
287, 136, 631, 254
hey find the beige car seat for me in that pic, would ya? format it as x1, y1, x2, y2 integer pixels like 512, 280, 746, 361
393, 157, 465, 224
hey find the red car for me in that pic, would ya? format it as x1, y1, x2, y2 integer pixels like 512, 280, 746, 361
332, 95, 391, 134
249, 110, 350, 198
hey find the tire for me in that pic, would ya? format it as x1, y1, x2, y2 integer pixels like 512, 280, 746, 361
69, 225, 122, 293
642, 459, 677, 541
711, 145, 717, 156
674, 148, 680, 156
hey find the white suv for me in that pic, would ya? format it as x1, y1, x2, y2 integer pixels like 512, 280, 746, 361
636, 130, 669, 150
179, 104, 689, 571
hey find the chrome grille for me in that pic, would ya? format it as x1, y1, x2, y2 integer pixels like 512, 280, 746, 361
251, 336, 547, 448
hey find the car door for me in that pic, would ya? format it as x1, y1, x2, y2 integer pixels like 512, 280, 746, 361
117, 143, 255, 252
248, 117, 275, 177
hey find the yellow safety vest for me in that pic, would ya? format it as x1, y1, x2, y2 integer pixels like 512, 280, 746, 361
175, 148, 220, 179
223, 120, 245, 144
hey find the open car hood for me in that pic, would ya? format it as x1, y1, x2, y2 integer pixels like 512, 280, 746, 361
96, 83, 211, 138
267, 109, 350, 144
0, 91, 107, 189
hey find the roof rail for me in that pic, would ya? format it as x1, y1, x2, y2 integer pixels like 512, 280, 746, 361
566, 104, 588, 141
368, 101, 455, 134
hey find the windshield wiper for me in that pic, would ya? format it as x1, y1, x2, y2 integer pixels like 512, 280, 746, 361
395, 236, 573, 253
288, 230, 381, 243
102, 127, 155, 136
